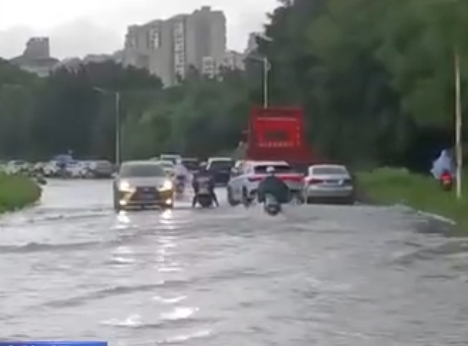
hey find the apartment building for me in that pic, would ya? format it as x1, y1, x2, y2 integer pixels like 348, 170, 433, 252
245, 32, 259, 55
9, 37, 59, 77
24, 37, 50, 59
123, 6, 227, 86
222, 50, 245, 70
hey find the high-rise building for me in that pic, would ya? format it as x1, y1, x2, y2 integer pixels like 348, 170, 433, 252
9, 37, 59, 77
222, 50, 245, 70
245, 32, 259, 55
123, 6, 227, 86
24, 37, 50, 59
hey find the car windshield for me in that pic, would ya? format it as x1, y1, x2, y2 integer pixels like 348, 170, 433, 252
209, 160, 233, 170
312, 166, 348, 175
254, 164, 292, 174
119, 163, 165, 177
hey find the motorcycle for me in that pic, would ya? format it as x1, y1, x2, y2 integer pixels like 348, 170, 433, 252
263, 194, 281, 216
195, 183, 214, 208
440, 171, 454, 191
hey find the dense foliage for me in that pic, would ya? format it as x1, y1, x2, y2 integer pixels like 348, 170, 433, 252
1, 0, 468, 171
0, 173, 41, 212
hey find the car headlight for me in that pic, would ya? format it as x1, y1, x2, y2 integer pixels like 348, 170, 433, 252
119, 180, 133, 192
160, 180, 173, 191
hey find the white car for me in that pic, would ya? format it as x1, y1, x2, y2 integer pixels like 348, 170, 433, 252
160, 154, 182, 164
158, 160, 175, 177
43, 161, 60, 177
302, 164, 355, 204
5, 160, 28, 174
66, 161, 89, 178
226, 160, 304, 206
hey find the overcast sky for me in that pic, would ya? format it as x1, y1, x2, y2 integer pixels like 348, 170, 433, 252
0, 0, 278, 59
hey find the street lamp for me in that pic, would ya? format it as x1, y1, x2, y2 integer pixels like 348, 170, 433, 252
453, 47, 463, 199
93, 87, 121, 166
245, 33, 273, 108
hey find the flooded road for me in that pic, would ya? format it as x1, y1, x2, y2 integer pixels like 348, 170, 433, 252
1, 180, 468, 345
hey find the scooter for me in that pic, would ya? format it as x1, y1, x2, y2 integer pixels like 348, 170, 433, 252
440, 171, 454, 191
195, 183, 214, 208
263, 194, 281, 216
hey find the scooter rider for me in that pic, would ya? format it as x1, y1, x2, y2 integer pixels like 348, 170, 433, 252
192, 162, 219, 207
257, 166, 290, 204
174, 158, 189, 188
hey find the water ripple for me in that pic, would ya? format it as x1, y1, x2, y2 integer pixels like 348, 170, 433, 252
39, 282, 190, 308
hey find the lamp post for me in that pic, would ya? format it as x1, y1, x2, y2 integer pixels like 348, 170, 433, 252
246, 33, 273, 108
93, 87, 121, 166
454, 46, 463, 198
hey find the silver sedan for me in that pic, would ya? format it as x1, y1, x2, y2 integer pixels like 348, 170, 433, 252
302, 164, 355, 204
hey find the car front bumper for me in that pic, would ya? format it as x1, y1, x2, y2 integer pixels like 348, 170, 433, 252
116, 187, 174, 208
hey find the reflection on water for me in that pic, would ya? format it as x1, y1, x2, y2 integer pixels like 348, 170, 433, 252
1, 182, 468, 345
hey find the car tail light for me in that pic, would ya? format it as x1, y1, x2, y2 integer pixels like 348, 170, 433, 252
308, 178, 323, 184
248, 176, 263, 182
280, 175, 304, 182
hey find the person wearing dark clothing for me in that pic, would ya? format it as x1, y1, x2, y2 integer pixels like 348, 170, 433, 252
257, 166, 290, 204
58, 161, 67, 178
192, 165, 219, 207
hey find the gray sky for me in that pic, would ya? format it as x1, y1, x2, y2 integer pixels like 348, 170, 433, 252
0, 0, 278, 59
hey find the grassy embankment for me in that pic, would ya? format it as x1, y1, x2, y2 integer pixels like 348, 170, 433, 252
357, 168, 468, 233
0, 173, 42, 213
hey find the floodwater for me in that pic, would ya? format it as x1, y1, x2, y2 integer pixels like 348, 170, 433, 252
0, 180, 467, 345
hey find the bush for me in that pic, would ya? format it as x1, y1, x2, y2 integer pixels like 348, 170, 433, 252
0, 173, 42, 213
357, 167, 468, 233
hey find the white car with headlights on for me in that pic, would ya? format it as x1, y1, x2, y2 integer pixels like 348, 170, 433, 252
113, 160, 174, 211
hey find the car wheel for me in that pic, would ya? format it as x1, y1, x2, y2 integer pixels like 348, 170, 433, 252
227, 186, 239, 206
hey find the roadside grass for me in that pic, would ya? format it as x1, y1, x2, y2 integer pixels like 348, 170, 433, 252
356, 167, 468, 234
0, 173, 42, 213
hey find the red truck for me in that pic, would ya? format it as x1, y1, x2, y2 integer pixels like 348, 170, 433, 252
243, 106, 318, 172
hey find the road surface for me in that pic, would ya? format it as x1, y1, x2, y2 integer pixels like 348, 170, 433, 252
0, 180, 467, 345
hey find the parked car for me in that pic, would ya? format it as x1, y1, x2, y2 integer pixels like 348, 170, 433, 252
158, 160, 175, 177
88, 160, 114, 178
302, 164, 355, 204
227, 160, 304, 206
5, 160, 28, 174
160, 154, 182, 164
66, 160, 89, 178
43, 161, 60, 177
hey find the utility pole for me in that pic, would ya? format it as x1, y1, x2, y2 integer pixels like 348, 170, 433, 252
263, 57, 270, 107
115, 91, 121, 166
251, 33, 273, 108
454, 46, 463, 198
93, 87, 121, 166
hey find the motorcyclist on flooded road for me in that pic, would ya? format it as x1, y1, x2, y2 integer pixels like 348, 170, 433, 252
192, 162, 219, 207
257, 166, 290, 204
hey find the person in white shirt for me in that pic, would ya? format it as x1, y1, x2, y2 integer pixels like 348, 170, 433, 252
174, 159, 189, 190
